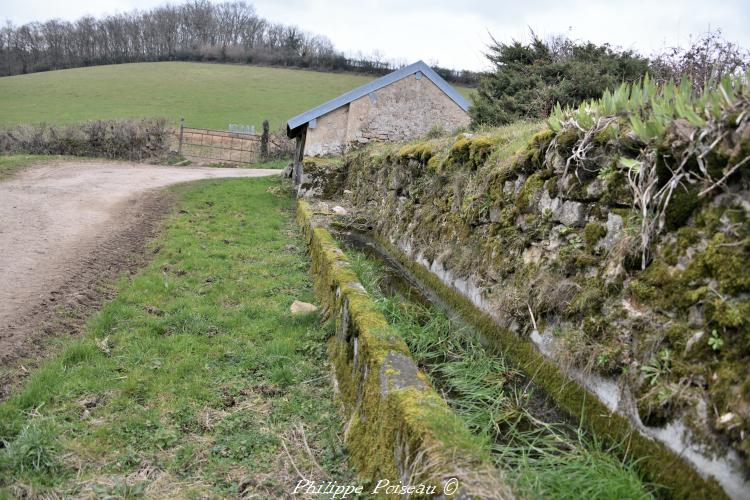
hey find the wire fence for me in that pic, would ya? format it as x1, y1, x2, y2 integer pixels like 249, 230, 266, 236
174, 118, 293, 164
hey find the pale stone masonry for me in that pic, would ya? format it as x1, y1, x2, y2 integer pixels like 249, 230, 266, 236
304, 73, 469, 156
286, 61, 471, 185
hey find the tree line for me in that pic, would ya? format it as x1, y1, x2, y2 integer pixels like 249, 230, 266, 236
0, 0, 479, 85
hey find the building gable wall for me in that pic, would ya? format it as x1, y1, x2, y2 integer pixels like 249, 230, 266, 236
304, 74, 469, 156
303, 103, 351, 157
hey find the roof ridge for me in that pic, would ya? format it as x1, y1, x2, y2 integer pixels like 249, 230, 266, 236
286, 60, 470, 136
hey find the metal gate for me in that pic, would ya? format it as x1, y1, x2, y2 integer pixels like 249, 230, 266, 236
176, 120, 263, 164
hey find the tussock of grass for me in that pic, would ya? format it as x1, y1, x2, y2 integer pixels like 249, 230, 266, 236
0, 177, 355, 496
0, 419, 60, 476
347, 250, 656, 499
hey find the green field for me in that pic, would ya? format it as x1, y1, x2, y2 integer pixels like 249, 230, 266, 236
0, 62, 474, 131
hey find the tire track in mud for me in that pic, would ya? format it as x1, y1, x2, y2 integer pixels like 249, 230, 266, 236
0, 161, 279, 397
0, 191, 172, 398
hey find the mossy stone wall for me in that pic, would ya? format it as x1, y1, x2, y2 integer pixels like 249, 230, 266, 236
308, 119, 750, 498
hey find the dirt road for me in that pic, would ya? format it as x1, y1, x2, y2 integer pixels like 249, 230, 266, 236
0, 161, 279, 382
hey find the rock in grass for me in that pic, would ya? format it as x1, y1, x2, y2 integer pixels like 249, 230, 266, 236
290, 300, 318, 315
332, 205, 348, 215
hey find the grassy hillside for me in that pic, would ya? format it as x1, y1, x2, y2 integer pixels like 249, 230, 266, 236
0, 62, 475, 131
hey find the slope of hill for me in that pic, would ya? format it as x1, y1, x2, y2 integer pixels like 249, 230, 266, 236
0, 62, 475, 131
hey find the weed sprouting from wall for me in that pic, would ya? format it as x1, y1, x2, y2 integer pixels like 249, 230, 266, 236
547, 72, 750, 268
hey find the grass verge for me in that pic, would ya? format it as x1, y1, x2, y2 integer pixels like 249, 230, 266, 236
0, 155, 67, 181
0, 176, 354, 497
346, 247, 657, 499
205, 158, 290, 170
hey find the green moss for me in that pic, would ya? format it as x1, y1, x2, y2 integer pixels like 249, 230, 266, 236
442, 135, 497, 172
468, 136, 494, 166
567, 277, 608, 316
556, 127, 580, 152
583, 222, 607, 249
705, 297, 750, 329
497, 207, 518, 227
665, 322, 692, 352
695, 233, 750, 295
426, 154, 442, 173
664, 185, 700, 230
593, 122, 618, 146
554, 235, 600, 276
600, 171, 632, 206
399, 142, 434, 163
515, 172, 546, 211
448, 136, 472, 166
662, 227, 701, 266
512, 129, 555, 174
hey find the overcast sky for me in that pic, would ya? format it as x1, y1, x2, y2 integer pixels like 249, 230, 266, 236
3, 0, 750, 71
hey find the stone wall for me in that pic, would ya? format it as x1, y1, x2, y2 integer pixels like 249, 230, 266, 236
304, 74, 469, 156
304, 104, 350, 157
299, 116, 750, 499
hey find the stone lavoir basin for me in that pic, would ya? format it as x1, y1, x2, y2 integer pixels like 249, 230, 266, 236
334, 232, 660, 496
295, 107, 750, 498
337, 229, 750, 499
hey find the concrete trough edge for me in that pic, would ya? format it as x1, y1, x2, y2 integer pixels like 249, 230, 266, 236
296, 199, 512, 499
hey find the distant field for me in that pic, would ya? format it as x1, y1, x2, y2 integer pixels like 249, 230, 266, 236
0, 62, 475, 131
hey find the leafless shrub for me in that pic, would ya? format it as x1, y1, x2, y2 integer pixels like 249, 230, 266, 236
268, 126, 295, 159
0, 118, 170, 161
651, 29, 749, 93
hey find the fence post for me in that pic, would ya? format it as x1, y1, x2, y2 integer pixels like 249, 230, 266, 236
261, 119, 269, 160
177, 117, 184, 156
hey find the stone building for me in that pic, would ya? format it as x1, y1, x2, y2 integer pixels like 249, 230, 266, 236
286, 60, 470, 183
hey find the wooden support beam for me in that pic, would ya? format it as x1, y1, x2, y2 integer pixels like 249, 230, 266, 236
292, 126, 307, 190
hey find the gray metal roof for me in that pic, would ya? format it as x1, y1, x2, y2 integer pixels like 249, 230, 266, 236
286, 60, 470, 137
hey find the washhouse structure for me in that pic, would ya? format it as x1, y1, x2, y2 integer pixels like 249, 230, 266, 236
286, 60, 470, 184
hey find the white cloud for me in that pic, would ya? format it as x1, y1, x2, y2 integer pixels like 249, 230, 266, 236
3, 0, 749, 71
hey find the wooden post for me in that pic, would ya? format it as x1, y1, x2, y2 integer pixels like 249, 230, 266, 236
293, 127, 307, 190
260, 119, 269, 160
177, 117, 185, 155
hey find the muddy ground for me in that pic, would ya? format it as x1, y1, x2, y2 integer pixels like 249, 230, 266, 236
0, 160, 278, 397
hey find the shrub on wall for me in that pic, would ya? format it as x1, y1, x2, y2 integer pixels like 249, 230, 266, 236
470, 33, 650, 127
0, 119, 171, 161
